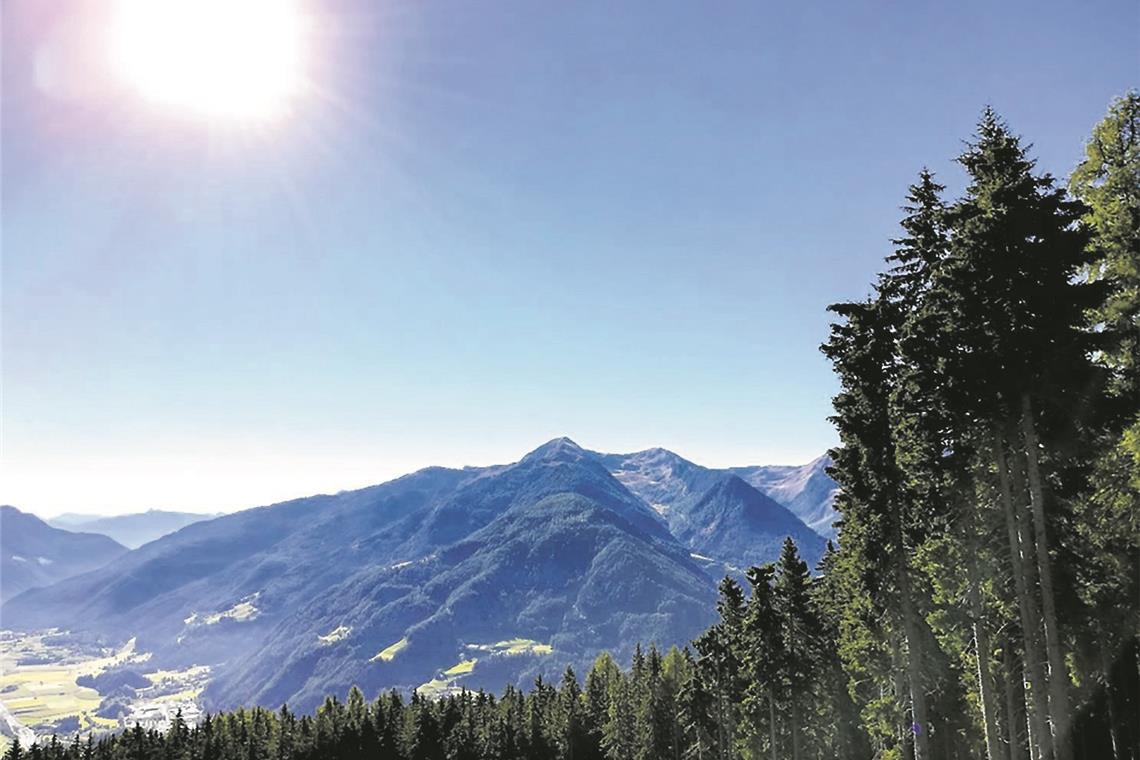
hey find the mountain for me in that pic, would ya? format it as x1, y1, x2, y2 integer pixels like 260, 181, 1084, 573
3, 439, 715, 712
675, 475, 826, 568
48, 510, 221, 549
598, 448, 828, 570
730, 454, 840, 538
0, 506, 128, 602
596, 446, 840, 539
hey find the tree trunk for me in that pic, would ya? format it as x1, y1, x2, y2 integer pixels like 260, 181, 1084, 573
674, 702, 683, 760
994, 429, 1055, 760
897, 552, 932, 760
790, 698, 801, 760
1019, 394, 1071, 760
1003, 645, 1029, 760
895, 651, 915, 760
1100, 640, 1121, 760
968, 567, 1001, 760
1023, 665, 1041, 760
769, 687, 778, 760
717, 675, 728, 760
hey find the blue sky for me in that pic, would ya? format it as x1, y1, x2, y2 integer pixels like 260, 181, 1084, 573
3, 0, 1137, 515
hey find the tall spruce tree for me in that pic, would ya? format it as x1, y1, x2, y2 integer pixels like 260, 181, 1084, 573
937, 109, 1099, 760
1069, 90, 1140, 760
693, 578, 746, 760
773, 539, 820, 760
739, 564, 782, 760
822, 295, 935, 760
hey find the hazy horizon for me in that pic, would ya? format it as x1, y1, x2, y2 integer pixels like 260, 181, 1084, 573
7, 436, 826, 518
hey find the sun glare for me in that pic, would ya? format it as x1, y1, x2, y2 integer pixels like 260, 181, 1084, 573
109, 0, 306, 121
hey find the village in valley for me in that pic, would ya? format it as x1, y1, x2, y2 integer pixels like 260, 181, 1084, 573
0, 630, 207, 750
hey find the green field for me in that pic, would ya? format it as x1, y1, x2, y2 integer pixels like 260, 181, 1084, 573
370, 637, 408, 662
465, 638, 552, 656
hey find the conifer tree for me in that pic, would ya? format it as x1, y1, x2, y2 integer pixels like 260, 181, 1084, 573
557, 668, 589, 760
937, 109, 1098, 760
773, 539, 822, 760
1069, 90, 1140, 760
822, 295, 935, 760
584, 654, 619, 760
739, 564, 781, 760
602, 672, 636, 760
694, 578, 745, 760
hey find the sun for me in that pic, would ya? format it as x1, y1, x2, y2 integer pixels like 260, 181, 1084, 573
109, 0, 306, 122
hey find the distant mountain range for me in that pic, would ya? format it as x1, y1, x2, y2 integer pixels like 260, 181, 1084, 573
0, 506, 127, 602
49, 510, 220, 549
1, 439, 839, 712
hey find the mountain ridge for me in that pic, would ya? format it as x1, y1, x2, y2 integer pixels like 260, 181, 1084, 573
2, 439, 835, 713
48, 509, 223, 549
0, 506, 128, 602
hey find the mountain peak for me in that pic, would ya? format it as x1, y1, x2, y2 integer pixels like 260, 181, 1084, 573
521, 437, 586, 464
807, 453, 833, 471
631, 447, 684, 464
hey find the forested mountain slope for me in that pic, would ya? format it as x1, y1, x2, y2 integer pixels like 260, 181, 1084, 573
3, 439, 716, 712
0, 506, 127, 602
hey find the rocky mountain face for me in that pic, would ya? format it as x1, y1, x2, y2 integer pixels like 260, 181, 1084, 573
598, 448, 829, 571
730, 454, 840, 538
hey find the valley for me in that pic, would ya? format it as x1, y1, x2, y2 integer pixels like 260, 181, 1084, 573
0, 631, 207, 749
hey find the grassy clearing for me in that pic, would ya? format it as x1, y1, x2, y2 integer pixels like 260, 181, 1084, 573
416, 678, 461, 699
185, 593, 261, 626
419, 638, 552, 695
370, 637, 408, 663
443, 658, 477, 676
465, 638, 553, 656
0, 676, 101, 725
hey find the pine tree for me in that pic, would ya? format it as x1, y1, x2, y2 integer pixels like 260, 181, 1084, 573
584, 653, 620, 760
660, 647, 692, 760
739, 564, 781, 760
1069, 90, 1140, 760
882, 169, 1005, 760
634, 646, 675, 760
676, 649, 716, 760
693, 578, 745, 760
773, 539, 823, 760
1071, 91, 1140, 403
937, 109, 1099, 760
811, 543, 872, 760
822, 295, 935, 760
557, 668, 589, 760
408, 695, 444, 760
601, 672, 636, 760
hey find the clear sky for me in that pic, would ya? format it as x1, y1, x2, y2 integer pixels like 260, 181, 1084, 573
3, 0, 1137, 516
